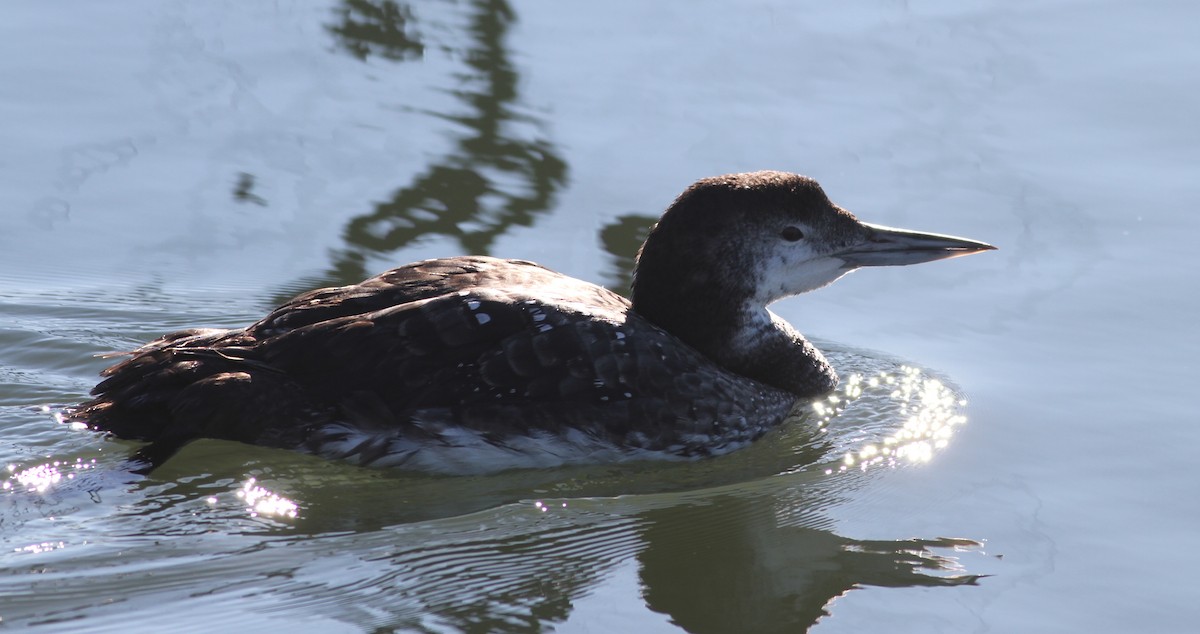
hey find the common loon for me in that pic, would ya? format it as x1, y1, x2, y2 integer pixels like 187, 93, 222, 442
71, 171, 994, 475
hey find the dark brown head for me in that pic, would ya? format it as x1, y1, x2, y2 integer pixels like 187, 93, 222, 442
631, 171, 994, 387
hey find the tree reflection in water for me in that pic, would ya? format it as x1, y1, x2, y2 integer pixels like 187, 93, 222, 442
599, 213, 656, 296
329, 0, 424, 62
309, 0, 566, 295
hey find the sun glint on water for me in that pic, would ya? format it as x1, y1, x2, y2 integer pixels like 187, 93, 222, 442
812, 366, 969, 475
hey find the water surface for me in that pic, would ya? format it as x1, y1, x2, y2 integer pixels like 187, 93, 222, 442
2, 1, 1197, 631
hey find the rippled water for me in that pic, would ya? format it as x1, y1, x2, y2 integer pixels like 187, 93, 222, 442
3, 1, 1197, 632
3, 343, 982, 632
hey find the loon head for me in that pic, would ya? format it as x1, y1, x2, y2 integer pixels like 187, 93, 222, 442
631, 171, 995, 393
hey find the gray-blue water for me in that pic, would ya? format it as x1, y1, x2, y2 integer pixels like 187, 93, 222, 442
2, 1, 1197, 631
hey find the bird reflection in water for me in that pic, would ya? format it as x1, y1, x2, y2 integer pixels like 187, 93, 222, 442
181, 360, 977, 632
637, 499, 980, 633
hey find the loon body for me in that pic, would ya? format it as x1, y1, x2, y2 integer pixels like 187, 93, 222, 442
73, 172, 994, 474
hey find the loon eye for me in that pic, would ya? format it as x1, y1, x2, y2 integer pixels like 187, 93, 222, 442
780, 226, 805, 242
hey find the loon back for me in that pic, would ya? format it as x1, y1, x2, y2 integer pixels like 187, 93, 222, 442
74, 257, 798, 474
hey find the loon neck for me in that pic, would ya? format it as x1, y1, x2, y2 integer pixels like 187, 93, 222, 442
630, 281, 837, 397
727, 305, 838, 397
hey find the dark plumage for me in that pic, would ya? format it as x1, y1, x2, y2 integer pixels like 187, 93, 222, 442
71, 171, 994, 474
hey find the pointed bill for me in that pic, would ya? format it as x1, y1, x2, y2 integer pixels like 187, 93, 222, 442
836, 222, 996, 268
